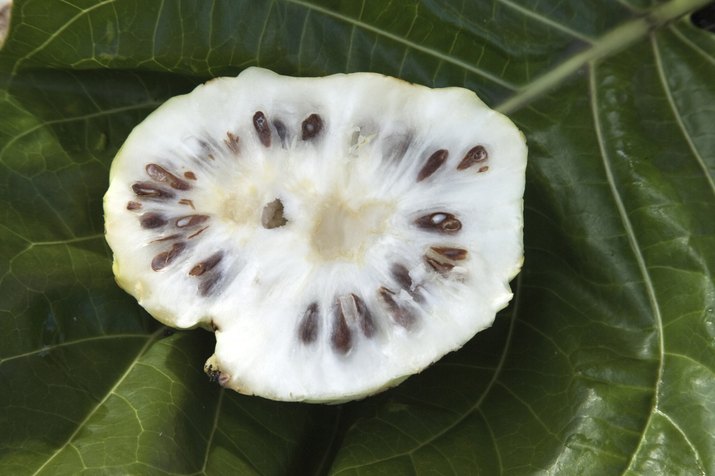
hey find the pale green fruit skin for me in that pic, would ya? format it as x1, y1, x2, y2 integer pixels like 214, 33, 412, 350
104, 67, 527, 402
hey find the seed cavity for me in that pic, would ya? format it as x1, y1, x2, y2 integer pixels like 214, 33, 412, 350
225, 132, 240, 154
176, 214, 209, 228
253, 111, 272, 147
457, 145, 488, 170
151, 242, 186, 271
261, 199, 287, 229
189, 252, 223, 276
145, 163, 190, 190
331, 306, 353, 355
379, 287, 415, 328
383, 133, 412, 162
184, 171, 197, 180
132, 182, 175, 199
417, 149, 448, 182
431, 246, 468, 261
415, 213, 462, 234
127, 201, 141, 210
273, 120, 288, 146
301, 113, 323, 140
299, 302, 320, 344
198, 273, 222, 297
140, 212, 167, 229
198, 139, 216, 160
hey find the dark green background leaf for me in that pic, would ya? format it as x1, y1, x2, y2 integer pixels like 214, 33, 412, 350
1, 0, 713, 474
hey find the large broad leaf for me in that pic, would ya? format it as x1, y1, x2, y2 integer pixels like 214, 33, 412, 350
1, 0, 713, 474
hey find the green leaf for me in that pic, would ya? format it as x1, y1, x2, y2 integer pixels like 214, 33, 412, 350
1, 0, 713, 474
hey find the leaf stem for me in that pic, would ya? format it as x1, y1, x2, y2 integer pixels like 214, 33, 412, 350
497, 0, 713, 114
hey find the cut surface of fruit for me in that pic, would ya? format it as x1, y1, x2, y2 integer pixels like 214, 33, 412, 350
104, 67, 527, 402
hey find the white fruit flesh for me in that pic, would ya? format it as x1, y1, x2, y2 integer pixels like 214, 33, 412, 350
104, 67, 527, 402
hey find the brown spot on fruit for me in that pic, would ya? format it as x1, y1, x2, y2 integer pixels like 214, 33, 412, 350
299, 302, 320, 344
457, 145, 488, 170
261, 199, 287, 229
415, 213, 462, 234
417, 149, 448, 182
253, 111, 272, 147
301, 113, 323, 140
184, 171, 197, 180
127, 201, 142, 210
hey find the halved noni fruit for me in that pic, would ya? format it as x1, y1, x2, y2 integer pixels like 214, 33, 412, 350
104, 67, 527, 402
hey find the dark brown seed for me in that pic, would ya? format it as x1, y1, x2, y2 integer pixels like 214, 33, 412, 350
478, 165, 489, 173
184, 171, 197, 180
225, 132, 240, 154
145, 163, 190, 190
391, 263, 412, 290
391, 263, 424, 303
415, 213, 462, 234
301, 113, 323, 140
132, 182, 175, 199
379, 287, 415, 328
178, 198, 195, 209
424, 256, 455, 276
189, 252, 223, 276
457, 145, 488, 170
126, 201, 142, 210
188, 226, 209, 239
298, 302, 320, 344
151, 234, 182, 243
176, 214, 209, 228
198, 274, 221, 296
417, 149, 449, 182
140, 212, 167, 229
253, 111, 272, 147
431, 246, 468, 260
331, 307, 353, 354
151, 242, 186, 271
273, 120, 287, 145
352, 294, 376, 338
